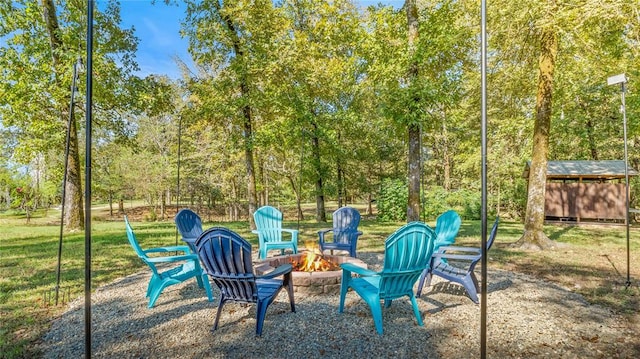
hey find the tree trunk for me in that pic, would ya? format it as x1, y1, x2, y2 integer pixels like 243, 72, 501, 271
41, 0, 84, 230
288, 175, 304, 221
337, 161, 344, 208
108, 191, 113, 217
311, 121, 327, 222
517, 4, 558, 250
406, 0, 421, 222
441, 109, 452, 191
243, 105, 258, 228
215, 0, 258, 229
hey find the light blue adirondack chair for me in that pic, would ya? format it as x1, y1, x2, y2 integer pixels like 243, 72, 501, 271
196, 227, 296, 336
416, 210, 462, 291
252, 205, 299, 259
417, 217, 500, 303
174, 208, 204, 253
338, 222, 436, 334
124, 216, 213, 308
318, 206, 363, 257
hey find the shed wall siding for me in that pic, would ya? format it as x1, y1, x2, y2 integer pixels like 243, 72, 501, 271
545, 183, 625, 221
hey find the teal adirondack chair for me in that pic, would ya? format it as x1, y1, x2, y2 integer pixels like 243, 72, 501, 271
433, 210, 462, 249
416, 210, 462, 291
252, 206, 299, 259
124, 216, 213, 308
338, 222, 436, 334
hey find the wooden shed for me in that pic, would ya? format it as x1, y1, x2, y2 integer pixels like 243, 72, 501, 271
522, 160, 638, 223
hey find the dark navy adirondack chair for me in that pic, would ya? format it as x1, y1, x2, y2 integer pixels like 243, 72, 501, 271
417, 217, 500, 304
416, 210, 462, 291
252, 205, 299, 259
175, 208, 204, 253
196, 227, 296, 336
124, 216, 213, 308
338, 222, 436, 334
318, 206, 363, 257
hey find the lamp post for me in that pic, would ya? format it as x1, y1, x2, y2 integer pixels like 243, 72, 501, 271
607, 73, 630, 288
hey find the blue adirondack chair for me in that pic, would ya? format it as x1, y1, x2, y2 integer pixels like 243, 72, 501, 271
195, 227, 296, 336
175, 208, 204, 253
252, 205, 299, 259
416, 210, 462, 291
124, 216, 213, 308
338, 222, 436, 334
318, 206, 363, 257
416, 217, 500, 303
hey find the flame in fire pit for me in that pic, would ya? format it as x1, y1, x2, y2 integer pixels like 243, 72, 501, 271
291, 251, 341, 272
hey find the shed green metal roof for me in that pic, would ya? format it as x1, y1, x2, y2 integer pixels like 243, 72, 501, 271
523, 160, 638, 180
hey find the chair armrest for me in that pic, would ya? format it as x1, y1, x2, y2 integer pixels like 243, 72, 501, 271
144, 245, 191, 255
341, 262, 377, 276
433, 252, 480, 262
437, 245, 482, 254
258, 263, 293, 279
318, 228, 333, 243
280, 228, 299, 241
145, 254, 199, 263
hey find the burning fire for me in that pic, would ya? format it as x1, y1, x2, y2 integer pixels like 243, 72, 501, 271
291, 251, 340, 272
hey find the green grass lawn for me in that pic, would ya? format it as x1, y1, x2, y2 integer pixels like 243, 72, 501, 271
1, 207, 639, 358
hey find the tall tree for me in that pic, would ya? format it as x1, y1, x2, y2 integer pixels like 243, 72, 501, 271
183, 0, 289, 228
405, 0, 421, 222
518, 7, 559, 249
0, 0, 140, 230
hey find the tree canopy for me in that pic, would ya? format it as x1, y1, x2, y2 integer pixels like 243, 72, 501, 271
1, 0, 637, 244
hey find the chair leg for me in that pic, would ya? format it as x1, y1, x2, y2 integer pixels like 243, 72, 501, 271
284, 273, 295, 312
366, 297, 384, 335
416, 268, 430, 296
201, 275, 214, 302
148, 281, 169, 308
147, 274, 160, 298
338, 271, 350, 313
255, 301, 269, 337
213, 299, 226, 331
461, 275, 480, 304
471, 271, 480, 292
409, 294, 424, 327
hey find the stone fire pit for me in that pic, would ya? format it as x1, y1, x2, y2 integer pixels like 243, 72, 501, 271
254, 252, 367, 295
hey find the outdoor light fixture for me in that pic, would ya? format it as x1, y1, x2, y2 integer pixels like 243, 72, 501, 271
607, 73, 631, 288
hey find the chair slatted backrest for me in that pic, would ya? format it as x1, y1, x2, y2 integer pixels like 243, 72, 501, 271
124, 216, 160, 276
332, 207, 361, 244
196, 227, 257, 303
175, 208, 204, 239
379, 222, 436, 297
487, 216, 500, 250
254, 206, 284, 243
434, 210, 461, 249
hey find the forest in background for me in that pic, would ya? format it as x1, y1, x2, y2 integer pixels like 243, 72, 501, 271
1, 0, 638, 228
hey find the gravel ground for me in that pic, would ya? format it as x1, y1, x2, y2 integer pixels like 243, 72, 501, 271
37, 252, 640, 358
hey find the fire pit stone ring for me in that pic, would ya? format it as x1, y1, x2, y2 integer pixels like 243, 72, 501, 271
254, 251, 368, 295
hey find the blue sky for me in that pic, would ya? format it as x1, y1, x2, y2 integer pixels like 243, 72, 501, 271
113, 0, 403, 79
